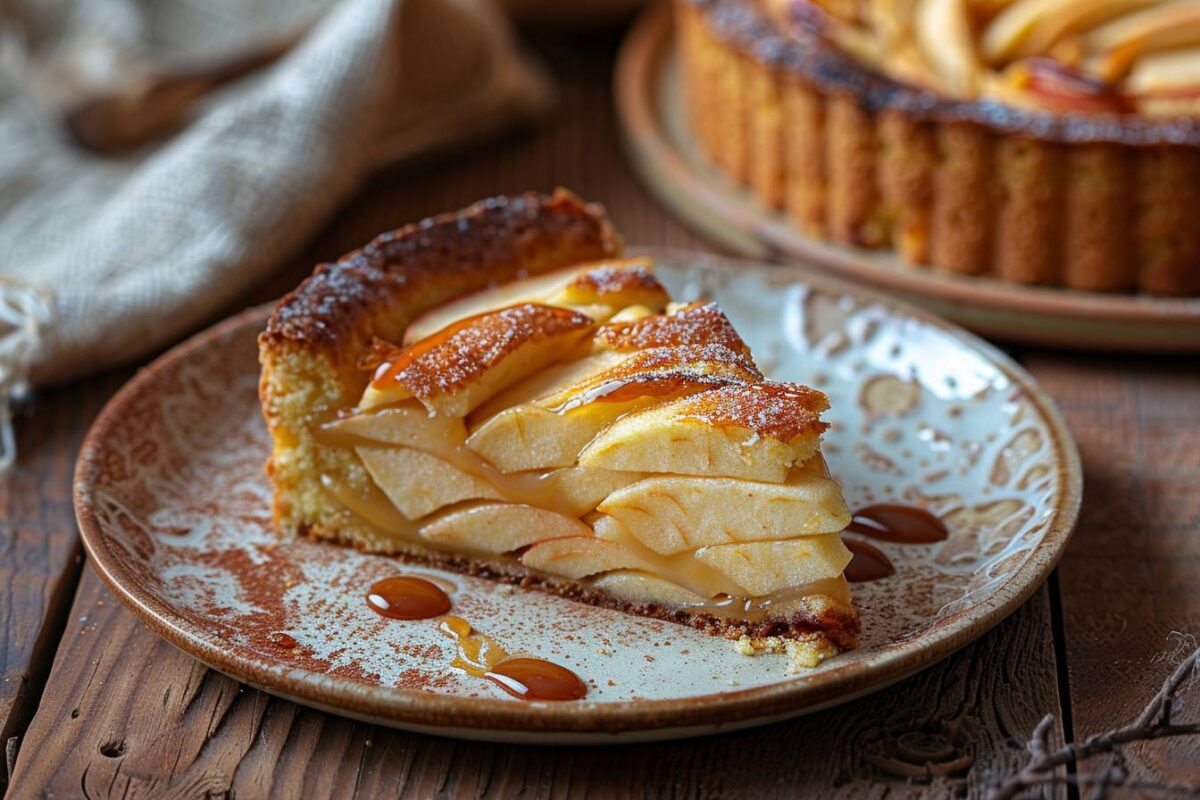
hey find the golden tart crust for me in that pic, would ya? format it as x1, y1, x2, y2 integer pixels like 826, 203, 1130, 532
677, 0, 1200, 295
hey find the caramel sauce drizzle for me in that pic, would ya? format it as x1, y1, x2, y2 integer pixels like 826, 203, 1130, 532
438, 616, 587, 701
843, 540, 896, 584
366, 576, 452, 620
359, 578, 588, 701
846, 504, 949, 544
843, 504, 948, 583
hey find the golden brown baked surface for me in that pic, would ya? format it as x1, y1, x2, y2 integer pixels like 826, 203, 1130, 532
678, 0, 1200, 296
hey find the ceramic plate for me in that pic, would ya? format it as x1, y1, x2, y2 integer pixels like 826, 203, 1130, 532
614, 5, 1200, 353
75, 250, 1081, 743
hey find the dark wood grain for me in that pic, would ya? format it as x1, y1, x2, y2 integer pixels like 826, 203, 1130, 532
1023, 354, 1200, 793
0, 373, 127, 792
8, 566, 1065, 799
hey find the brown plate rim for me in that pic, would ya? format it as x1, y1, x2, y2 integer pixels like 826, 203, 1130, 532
75, 254, 1082, 737
614, 3, 1200, 352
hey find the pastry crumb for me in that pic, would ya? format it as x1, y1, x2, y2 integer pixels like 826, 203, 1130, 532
732, 635, 838, 672
494, 584, 516, 596
595, 648, 612, 656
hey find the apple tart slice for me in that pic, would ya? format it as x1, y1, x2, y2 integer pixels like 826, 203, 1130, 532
260, 191, 858, 663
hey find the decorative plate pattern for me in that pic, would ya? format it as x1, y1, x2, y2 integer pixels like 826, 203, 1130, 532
75, 251, 1081, 743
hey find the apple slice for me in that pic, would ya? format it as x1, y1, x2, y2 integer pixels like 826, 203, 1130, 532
589, 570, 706, 606
914, 0, 979, 96
1126, 46, 1200, 96
356, 446, 499, 519
981, 0, 1156, 65
578, 382, 830, 483
320, 402, 466, 452
495, 465, 644, 518
594, 302, 751, 355
593, 462, 851, 555
403, 258, 667, 344
545, 258, 670, 312
467, 344, 762, 472
361, 303, 595, 417
419, 502, 589, 554
694, 536, 854, 597
520, 536, 656, 580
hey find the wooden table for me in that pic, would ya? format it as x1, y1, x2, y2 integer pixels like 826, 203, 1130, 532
3, 28, 1198, 800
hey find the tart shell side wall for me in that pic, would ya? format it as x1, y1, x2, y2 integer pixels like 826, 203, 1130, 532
676, 0, 1200, 296
258, 191, 622, 543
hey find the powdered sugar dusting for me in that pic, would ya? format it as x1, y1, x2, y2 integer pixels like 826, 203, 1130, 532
598, 301, 750, 354
374, 303, 593, 400
675, 382, 829, 442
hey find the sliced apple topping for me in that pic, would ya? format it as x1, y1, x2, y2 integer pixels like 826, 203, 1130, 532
982, 0, 1157, 65
578, 382, 830, 483
495, 465, 646, 518
593, 462, 851, 555
519, 537, 661, 581
403, 258, 667, 344
519, 535, 753, 598
914, 0, 980, 96
419, 502, 590, 554
694, 537, 854, 597
589, 570, 708, 606
327, 255, 852, 622
789, 0, 1200, 115
1126, 46, 1200, 96
356, 446, 500, 519
545, 259, 670, 313
362, 303, 595, 417
594, 302, 752, 355
320, 401, 465, 451
467, 344, 762, 472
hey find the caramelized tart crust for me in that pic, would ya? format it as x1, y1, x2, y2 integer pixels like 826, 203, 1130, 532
678, 0, 1200, 296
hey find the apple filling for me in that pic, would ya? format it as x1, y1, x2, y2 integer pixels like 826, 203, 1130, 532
776, 0, 1200, 116
317, 259, 855, 642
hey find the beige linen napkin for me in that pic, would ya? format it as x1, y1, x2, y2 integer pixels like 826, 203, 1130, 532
0, 0, 552, 465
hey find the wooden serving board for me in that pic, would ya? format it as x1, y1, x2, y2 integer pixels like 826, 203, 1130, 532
614, 3, 1200, 353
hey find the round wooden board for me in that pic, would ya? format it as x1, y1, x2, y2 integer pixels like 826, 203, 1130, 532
613, 3, 1200, 352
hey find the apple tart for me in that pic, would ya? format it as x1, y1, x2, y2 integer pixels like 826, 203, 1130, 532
260, 191, 859, 663
678, 0, 1200, 295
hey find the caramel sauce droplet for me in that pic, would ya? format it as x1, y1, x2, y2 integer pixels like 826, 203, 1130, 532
438, 615, 587, 701
846, 504, 948, 545
366, 576, 452, 620
844, 539, 896, 583
486, 658, 588, 702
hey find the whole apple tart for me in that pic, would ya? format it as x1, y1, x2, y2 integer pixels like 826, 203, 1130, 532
259, 191, 859, 667
677, 0, 1200, 295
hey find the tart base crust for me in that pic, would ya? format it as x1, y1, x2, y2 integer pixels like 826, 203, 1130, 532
677, 0, 1200, 296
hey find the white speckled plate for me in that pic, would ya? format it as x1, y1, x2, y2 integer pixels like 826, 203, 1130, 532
74, 249, 1081, 743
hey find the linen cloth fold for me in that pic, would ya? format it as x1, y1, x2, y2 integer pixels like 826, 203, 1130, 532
0, 0, 552, 465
